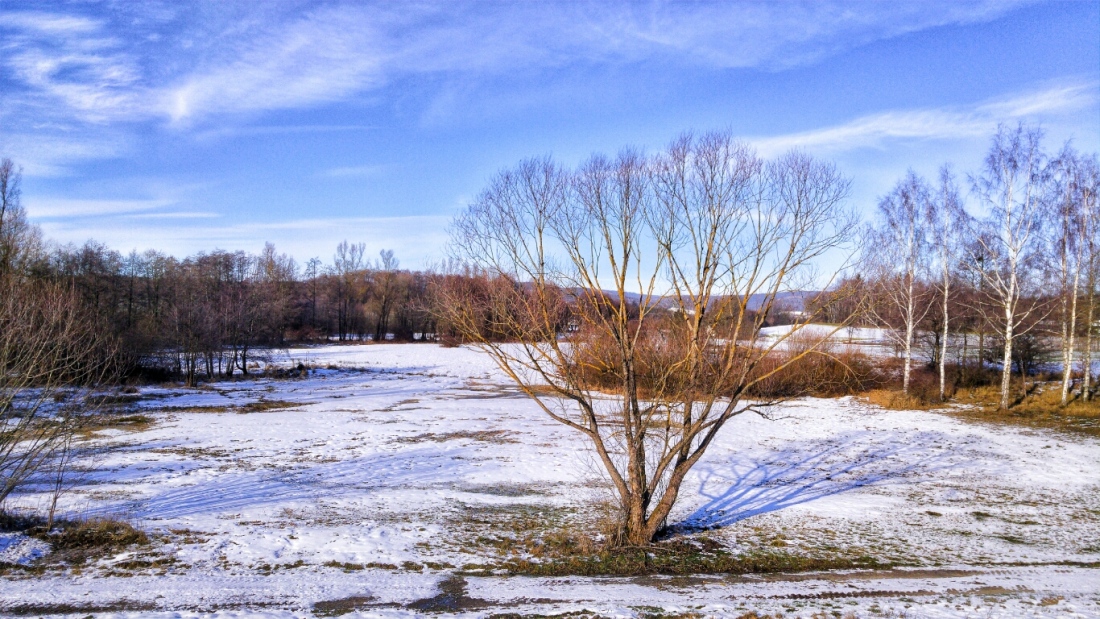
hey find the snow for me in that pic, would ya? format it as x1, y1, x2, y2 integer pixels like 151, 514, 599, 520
0, 533, 49, 565
1, 343, 1098, 617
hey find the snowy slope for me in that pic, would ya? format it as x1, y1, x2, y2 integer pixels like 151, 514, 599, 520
1, 343, 1097, 617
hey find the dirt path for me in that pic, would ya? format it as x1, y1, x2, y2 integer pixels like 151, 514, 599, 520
2, 564, 1097, 617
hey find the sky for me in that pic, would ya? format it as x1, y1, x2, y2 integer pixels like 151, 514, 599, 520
1, 0, 1098, 269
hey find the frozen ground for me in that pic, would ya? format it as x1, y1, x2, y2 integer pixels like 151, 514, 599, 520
1, 343, 1098, 617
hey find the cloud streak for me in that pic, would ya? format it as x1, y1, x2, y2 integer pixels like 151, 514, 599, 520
317, 164, 386, 179
751, 81, 1098, 156
0, 0, 1054, 176
25, 197, 176, 218
2, 1, 1036, 126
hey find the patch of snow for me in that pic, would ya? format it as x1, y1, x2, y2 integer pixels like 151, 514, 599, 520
0, 532, 49, 565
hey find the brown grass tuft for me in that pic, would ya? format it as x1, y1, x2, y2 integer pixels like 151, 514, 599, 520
48, 517, 150, 564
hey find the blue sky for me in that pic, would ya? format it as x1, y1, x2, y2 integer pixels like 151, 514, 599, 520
1, 1, 1097, 268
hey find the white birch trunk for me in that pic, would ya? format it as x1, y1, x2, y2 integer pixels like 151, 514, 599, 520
1060, 271, 1080, 406
940, 266, 949, 401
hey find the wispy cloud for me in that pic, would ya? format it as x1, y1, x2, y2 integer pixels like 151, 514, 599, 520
977, 82, 1098, 118
25, 197, 176, 218
751, 81, 1099, 156
1, 1, 1038, 126
317, 164, 386, 179
162, 5, 386, 123
0, 11, 99, 34
128, 210, 220, 219
0, 11, 143, 123
0, 130, 129, 177
192, 124, 375, 142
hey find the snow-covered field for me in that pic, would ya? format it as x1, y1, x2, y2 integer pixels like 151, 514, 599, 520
2, 344, 1098, 617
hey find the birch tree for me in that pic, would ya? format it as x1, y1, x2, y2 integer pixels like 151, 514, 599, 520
927, 166, 964, 401
867, 171, 933, 395
968, 124, 1050, 410
1078, 157, 1100, 401
1049, 147, 1090, 405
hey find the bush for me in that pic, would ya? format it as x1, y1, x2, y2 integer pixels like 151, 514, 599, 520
746, 338, 887, 399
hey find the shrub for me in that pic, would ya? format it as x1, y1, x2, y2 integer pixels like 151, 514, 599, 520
746, 337, 887, 399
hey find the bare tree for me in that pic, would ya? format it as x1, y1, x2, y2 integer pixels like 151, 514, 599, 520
927, 166, 964, 400
968, 124, 1051, 410
1079, 157, 1100, 401
0, 277, 116, 508
371, 249, 400, 341
439, 131, 856, 544
1048, 147, 1091, 405
0, 158, 43, 276
866, 171, 933, 395
332, 240, 366, 341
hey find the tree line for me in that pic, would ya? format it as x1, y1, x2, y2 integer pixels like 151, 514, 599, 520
841, 124, 1099, 411
1, 161, 445, 385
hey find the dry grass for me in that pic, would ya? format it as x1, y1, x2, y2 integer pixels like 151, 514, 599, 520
397, 430, 518, 444
158, 398, 304, 414
500, 539, 886, 577
80, 413, 155, 436
45, 517, 150, 565
0, 512, 150, 567
862, 389, 936, 411
950, 383, 1100, 437
448, 500, 889, 577
860, 365, 1100, 436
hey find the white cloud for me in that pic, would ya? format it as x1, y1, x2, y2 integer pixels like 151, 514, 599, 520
751, 81, 1099, 156
0, 11, 99, 34
192, 124, 375, 142
162, 5, 386, 123
25, 197, 176, 218
1, 1, 1040, 126
977, 82, 1098, 118
318, 164, 386, 179
128, 211, 220, 219
0, 131, 130, 177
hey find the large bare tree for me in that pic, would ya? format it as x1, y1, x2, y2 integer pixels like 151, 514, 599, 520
439, 131, 856, 545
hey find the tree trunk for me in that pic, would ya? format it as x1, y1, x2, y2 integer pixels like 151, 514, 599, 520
978, 331, 985, 376
1084, 287, 1096, 401
1000, 313, 1014, 410
939, 273, 949, 401
903, 275, 915, 395
961, 331, 969, 383
1061, 284, 1080, 406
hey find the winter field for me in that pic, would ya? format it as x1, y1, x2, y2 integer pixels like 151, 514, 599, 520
1, 343, 1098, 618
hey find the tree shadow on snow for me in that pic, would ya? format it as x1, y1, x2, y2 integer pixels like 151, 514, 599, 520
85, 445, 482, 520
677, 429, 962, 531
